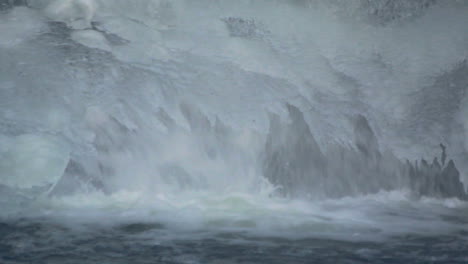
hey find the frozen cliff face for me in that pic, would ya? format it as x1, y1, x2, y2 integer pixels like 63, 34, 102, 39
1, 0, 467, 201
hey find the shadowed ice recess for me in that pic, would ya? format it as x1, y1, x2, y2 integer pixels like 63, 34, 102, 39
1, 0, 468, 241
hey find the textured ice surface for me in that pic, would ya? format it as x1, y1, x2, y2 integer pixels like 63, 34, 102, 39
0, 134, 69, 190
0, 6, 45, 48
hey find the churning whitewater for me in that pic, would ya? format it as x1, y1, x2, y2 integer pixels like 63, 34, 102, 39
1, 0, 468, 263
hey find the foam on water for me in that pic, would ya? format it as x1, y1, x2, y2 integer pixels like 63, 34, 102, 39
0, 189, 460, 243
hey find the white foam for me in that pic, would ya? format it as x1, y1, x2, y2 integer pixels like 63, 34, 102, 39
19, 190, 463, 241
44, 0, 96, 30
71, 29, 111, 51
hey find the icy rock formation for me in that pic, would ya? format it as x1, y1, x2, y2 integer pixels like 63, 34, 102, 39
263, 104, 327, 198
262, 105, 400, 198
324, 115, 404, 198
407, 157, 467, 200
262, 105, 467, 200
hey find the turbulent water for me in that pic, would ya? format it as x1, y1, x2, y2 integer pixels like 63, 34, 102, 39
1, 0, 468, 263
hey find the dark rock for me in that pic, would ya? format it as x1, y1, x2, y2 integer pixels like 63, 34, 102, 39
262, 104, 326, 198
440, 143, 447, 166
431, 157, 441, 171
262, 109, 467, 200
439, 160, 467, 199
222, 17, 269, 39
353, 115, 379, 158
406, 156, 467, 200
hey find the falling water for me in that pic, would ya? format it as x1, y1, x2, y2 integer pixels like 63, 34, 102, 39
1, 0, 468, 263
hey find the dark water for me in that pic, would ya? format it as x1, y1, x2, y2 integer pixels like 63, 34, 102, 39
1, 220, 468, 264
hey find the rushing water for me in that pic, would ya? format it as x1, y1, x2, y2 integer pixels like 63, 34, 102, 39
1, 0, 468, 263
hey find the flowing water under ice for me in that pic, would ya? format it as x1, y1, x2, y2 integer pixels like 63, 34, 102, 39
1, 0, 468, 263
